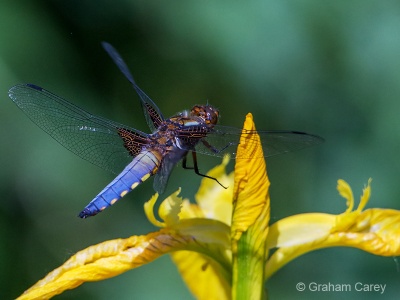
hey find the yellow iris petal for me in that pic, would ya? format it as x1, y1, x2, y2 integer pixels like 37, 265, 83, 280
171, 251, 231, 300
158, 188, 182, 226
267, 213, 336, 249
18, 218, 231, 300
265, 179, 400, 280
265, 213, 335, 280
195, 154, 234, 225
169, 218, 232, 300
231, 113, 270, 299
231, 113, 270, 242
144, 193, 165, 227
327, 208, 400, 255
357, 178, 371, 212
179, 199, 205, 219
17, 232, 190, 300
337, 179, 354, 213
144, 189, 183, 227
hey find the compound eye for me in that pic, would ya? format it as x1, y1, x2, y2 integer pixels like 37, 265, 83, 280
211, 114, 217, 124
205, 107, 219, 125
190, 105, 219, 125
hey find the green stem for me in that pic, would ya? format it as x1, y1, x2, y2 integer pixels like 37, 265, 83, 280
232, 204, 269, 300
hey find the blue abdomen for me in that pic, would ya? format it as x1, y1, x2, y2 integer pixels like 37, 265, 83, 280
78, 151, 161, 218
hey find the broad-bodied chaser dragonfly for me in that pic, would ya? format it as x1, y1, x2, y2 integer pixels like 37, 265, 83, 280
8, 42, 323, 218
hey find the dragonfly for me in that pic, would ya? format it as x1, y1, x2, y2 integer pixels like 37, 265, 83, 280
8, 42, 324, 219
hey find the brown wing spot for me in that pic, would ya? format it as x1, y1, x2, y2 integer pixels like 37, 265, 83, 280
146, 103, 163, 128
118, 128, 148, 157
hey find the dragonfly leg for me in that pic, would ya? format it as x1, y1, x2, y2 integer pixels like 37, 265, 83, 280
201, 139, 233, 154
190, 151, 227, 189
182, 155, 194, 170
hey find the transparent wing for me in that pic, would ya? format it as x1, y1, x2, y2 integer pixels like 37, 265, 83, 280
153, 147, 189, 194
102, 42, 165, 132
153, 157, 175, 194
8, 83, 150, 174
186, 125, 324, 159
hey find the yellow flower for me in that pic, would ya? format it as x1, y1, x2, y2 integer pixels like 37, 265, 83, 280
16, 113, 400, 300
265, 178, 400, 280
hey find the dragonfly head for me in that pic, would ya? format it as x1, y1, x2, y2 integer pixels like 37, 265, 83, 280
190, 105, 219, 126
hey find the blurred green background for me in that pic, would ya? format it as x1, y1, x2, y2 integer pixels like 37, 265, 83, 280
1, 0, 400, 299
